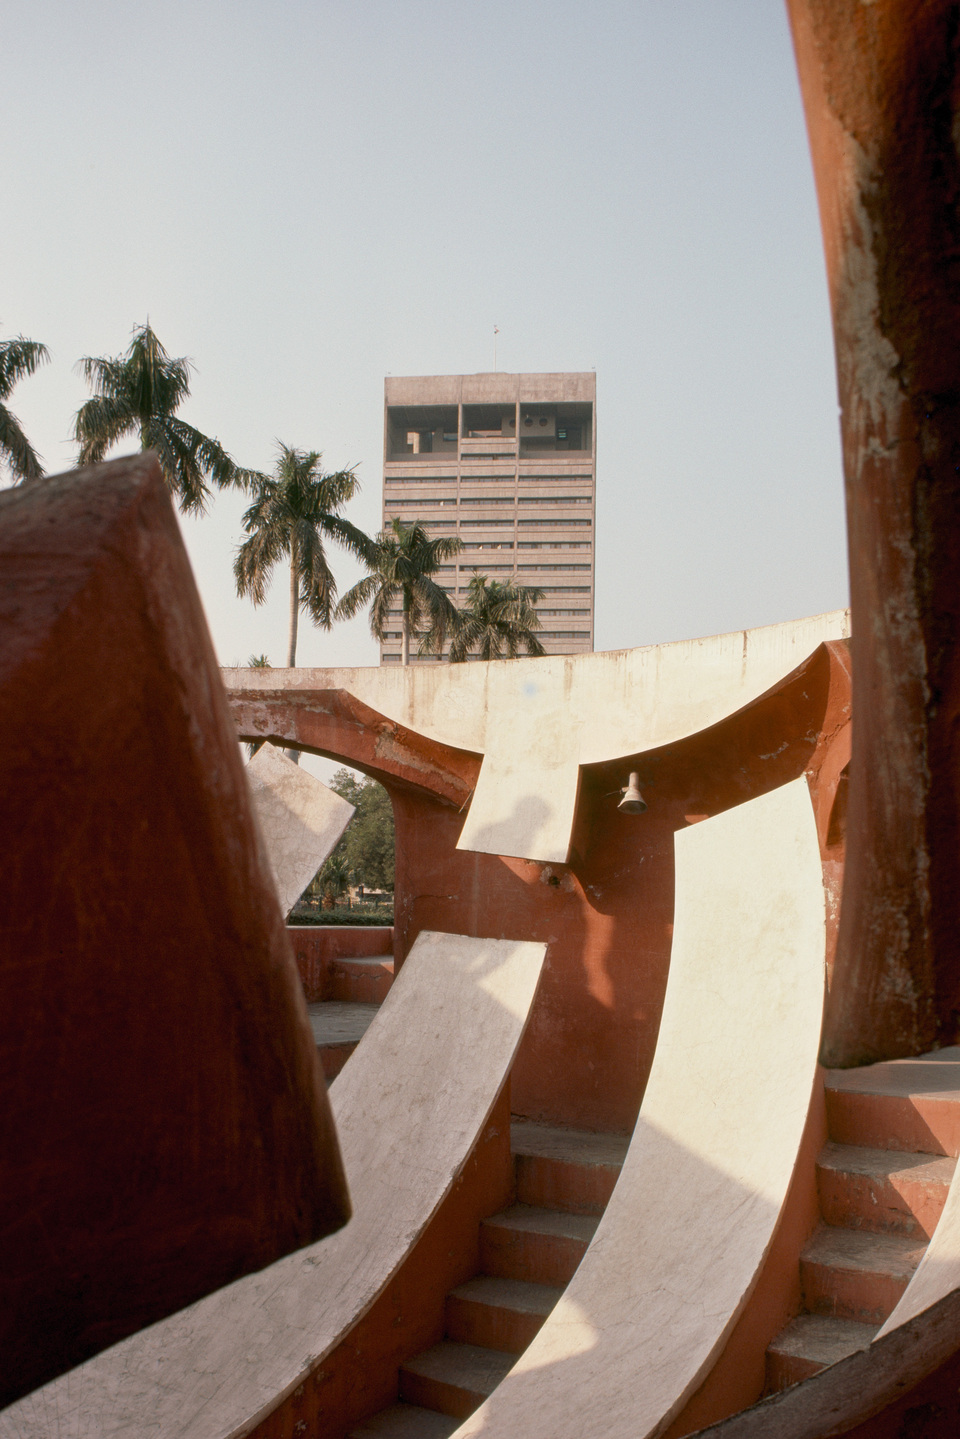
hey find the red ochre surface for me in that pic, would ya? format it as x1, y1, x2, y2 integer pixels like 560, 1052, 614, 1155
788, 0, 960, 1068
289, 925, 395, 1000
0, 456, 349, 1408
233, 638, 851, 1136
230, 637, 850, 1438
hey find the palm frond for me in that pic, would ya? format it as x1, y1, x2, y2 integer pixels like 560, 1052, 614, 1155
233, 444, 375, 637
235, 523, 288, 604
296, 519, 338, 630
74, 355, 128, 403
0, 403, 45, 482
334, 573, 380, 622
142, 417, 209, 514
73, 322, 236, 513
321, 512, 378, 566
0, 337, 50, 402
74, 394, 137, 466
448, 573, 545, 662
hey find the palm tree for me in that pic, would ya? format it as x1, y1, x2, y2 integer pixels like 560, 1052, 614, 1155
1, 331, 49, 482
246, 655, 271, 758
336, 517, 463, 665
235, 444, 373, 670
73, 322, 241, 514
449, 572, 546, 662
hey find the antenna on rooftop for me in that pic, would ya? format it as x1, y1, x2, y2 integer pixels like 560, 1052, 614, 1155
493, 324, 500, 373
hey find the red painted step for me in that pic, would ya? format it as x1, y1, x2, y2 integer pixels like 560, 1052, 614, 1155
765, 1313, 877, 1390
816, 1142, 954, 1239
349, 1403, 459, 1438
356, 1123, 625, 1436
398, 1341, 514, 1419
445, 1275, 562, 1354
800, 1224, 925, 1325
479, 1205, 599, 1287
511, 1120, 628, 1216
307, 1001, 379, 1081
824, 1049, 960, 1157
327, 954, 395, 1004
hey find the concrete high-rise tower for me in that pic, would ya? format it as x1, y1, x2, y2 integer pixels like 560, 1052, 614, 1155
380, 372, 596, 663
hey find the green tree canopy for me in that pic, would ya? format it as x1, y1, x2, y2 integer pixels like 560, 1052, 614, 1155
74, 322, 242, 514
0, 331, 49, 482
449, 572, 546, 662
336, 517, 463, 664
235, 444, 373, 672
318, 769, 395, 893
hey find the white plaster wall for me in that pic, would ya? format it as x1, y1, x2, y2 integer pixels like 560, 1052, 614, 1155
224, 611, 849, 864
2, 932, 546, 1439
454, 778, 826, 1439
246, 742, 354, 915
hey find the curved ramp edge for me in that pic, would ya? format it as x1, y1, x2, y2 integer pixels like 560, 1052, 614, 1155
0, 932, 546, 1439
223, 610, 850, 866
876, 1051, 960, 1339
246, 741, 355, 917
455, 778, 826, 1439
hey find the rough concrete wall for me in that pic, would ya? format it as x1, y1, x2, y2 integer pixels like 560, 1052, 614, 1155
788, 0, 960, 1063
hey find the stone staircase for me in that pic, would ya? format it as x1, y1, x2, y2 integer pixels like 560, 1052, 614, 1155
765, 1053, 960, 1390
307, 953, 395, 1081
350, 1121, 629, 1437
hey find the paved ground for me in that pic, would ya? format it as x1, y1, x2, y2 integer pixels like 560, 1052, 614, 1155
307, 1002, 380, 1047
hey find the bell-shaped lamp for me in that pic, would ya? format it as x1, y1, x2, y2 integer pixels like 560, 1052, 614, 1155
618, 772, 647, 814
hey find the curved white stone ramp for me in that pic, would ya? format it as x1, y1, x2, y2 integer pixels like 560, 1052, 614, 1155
0, 932, 546, 1439
454, 778, 826, 1439
246, 741, 355, 916
224, 609, 850, 865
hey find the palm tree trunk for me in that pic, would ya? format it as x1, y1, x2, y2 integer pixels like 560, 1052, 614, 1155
286, 540, 301, 764
288, 540, 300, 666
401, 591, 410, 666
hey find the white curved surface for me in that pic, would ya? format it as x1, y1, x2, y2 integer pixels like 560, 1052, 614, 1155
1, 932, 546, 1439
875, 1046, 960, 1339
224, 611, 849, 864
246, 741, 354, 915
455, 778, 826, 1439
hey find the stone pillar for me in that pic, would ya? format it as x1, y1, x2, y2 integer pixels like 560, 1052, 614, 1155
788, 1, 960, 1063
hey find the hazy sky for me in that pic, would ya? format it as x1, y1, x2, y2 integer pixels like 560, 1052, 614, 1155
4, 0, 847, 674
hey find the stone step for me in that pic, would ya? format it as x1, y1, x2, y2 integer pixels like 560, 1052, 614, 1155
825, 1049, 960, 1157
348, 1403, 460, 1438
816, 1141, 954, 1239
328, 955, 395, 1005
307, 1001, 380, 1080
480, 1205, 599, 1287
398, 1341, 514, 1419
800, 1225, 926, 1324
445, 1275, 562, 1353
511, 1120, 629, 1215
765, 1313, 878, 1391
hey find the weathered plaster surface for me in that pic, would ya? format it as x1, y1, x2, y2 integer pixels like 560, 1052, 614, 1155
1, 932, 545, 1439
787, 0, 960, 1061
245, 743, 354, 916
0, 455, 348, 1405
224, 610, 848, 865
454, 778, 825, 1439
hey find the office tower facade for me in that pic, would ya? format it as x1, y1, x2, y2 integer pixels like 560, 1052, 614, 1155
380, 372, 596, 663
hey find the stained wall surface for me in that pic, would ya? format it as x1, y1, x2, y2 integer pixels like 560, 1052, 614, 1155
454, 780, 826, 1439
788, 0, 960, 1064
2, 933, 545, 1439
226, 632, 851, 1133
0, 457, 348, 1408
224, 609, 849, 865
